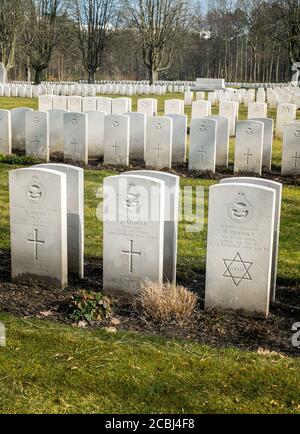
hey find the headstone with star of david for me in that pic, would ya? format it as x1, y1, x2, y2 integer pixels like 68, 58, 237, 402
103, 174, 165, 294
63, 112, 88, 165
0, 109, 12, 155
188, 118, 217, 172
234, 120, 264, 175
281, 123, 300, 176
205, 182, 276, 318
103, 114, 130, 166
220, 177, 282, 302
145, 116, 173, 169
9, 167, 68, 288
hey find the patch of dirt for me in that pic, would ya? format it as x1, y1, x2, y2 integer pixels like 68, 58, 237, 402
49, 154, 300, 186
0, 251, 299, 357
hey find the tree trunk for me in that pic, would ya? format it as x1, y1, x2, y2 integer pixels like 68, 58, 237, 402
149, 67, 158, 85
34, 68, 43, 85
88, 70, 95, 84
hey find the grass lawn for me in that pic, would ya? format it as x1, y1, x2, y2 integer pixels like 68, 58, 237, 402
0, 95, 299, 414
0, 313, 300, 414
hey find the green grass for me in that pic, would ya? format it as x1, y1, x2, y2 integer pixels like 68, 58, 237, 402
0, 313, 299, 414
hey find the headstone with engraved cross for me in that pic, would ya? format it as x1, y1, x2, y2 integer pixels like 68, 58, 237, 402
282, 123, 300, 176
103, 174, 165, 294
145, 116, 172, 169
26, 111, 49, 161
189, 118, 217, 172
0, 109, 12, 155
234, 120, 264, 175
64, 112, 88, 165
104, 114, 129, 166
9, 167, 68, 288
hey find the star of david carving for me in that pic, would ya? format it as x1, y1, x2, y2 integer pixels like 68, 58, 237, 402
223, 252, 253, 287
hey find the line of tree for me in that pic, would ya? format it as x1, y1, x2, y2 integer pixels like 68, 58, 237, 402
0, 0, 299, 85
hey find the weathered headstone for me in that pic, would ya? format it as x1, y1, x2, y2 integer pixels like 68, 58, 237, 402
137, 98, 157, 117
39, 95, 53, 112
189, 118, 217, 172
49, 109, 67, 154
248, 102, 268, 119
281, 123, 300, 176
205, 183, 276, 318
86, 111, 106, 159
234, 120, 264, 175
64, 112, 88, 165
124, 170, 179, 283
166, 114, 187, 163
164, 99, 184, 115
192, 100, 211, 119
208, 115, 229, 167
250, 117, 274, 169
25, 111, 49, 161
68, 96, 82, 112
36, 163, 84, 278
97, 97, 112, 114
219, 101, 238, 136
276, 103, 296, 136
11, 108, 33, 151
145, 116, 172, 169
103, 174, 165, 293
104, 114, 129, 166
126, 112, 146, 161
9, 167, 68, 288
0, 109, 12, 155
220, 177, 282, 302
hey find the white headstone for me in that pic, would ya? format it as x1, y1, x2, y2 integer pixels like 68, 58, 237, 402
145, 116, 172, 169
137, 98, 157, 117
97, 97, 112, 114
86, 111, 106, 159
248, 102, 268, 119
68, 96, 82, 112
64, 112, 88, 165
104, 114, 129, 166
281, 123, 300, 176
36, 163, 84, 278
249, 118, 274, 169
82, 97, 97, 112
124, 170, 179, 283
189, 118, 217, 172
126, 112, 146, 161
219, 101, 238, 136
220, 177, 282, 302
112, 98, 131, 115
205, 183, 276, 318
234, 121, 264, 175
166, 114, 187, 163
192, 100, 211, 119
164, 99, 184, 115
9, 168, 68, 288
276, 103, 296, 136
0, 109, 12, 155
11, 108, 33, 151
39, 95, 53, 112
49, 109, 67, 154
103, 174, 165, 293
25, 111, 49, 161
208, 115, 229, 167
53, 96, 68, 111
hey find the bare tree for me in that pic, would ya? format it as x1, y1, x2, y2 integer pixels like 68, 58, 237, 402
74, 0, 119, 84
124, 0, 188, 84
25, 0, 67, 84
273, 0, 300, 64
0, 0, 25, 73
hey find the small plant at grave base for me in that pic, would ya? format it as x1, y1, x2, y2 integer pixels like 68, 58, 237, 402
69, 290, 112, 324
0, 153, 39, 165
136, 281, 198, 326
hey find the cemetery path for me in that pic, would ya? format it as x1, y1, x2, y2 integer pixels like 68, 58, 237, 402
0, 251, 299, 358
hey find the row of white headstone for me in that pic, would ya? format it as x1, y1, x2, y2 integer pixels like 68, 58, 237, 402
1, 107, 299, 175
9, 165, 282, 318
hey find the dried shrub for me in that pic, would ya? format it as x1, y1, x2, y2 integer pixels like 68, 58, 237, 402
136, 281, 198, 326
